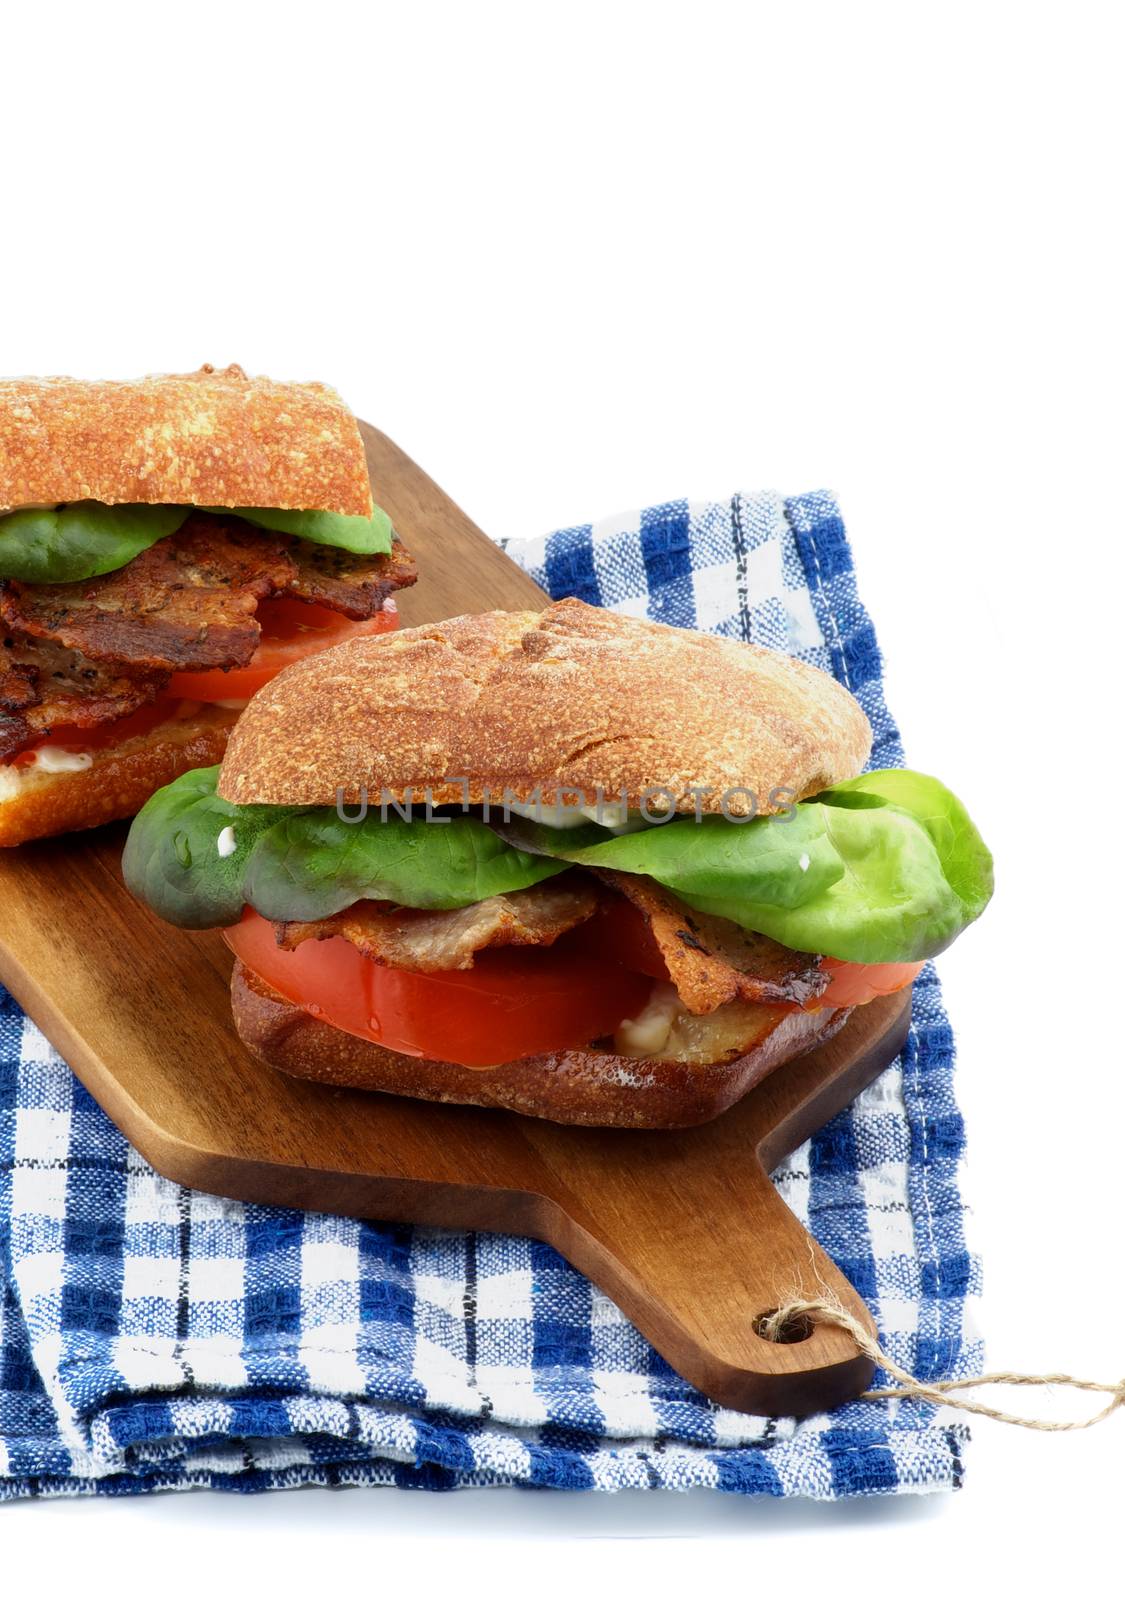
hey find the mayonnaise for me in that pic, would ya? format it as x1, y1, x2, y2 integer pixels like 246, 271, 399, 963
0, 745, 94, 800
505, 797, 646, 835
28, 746, 95, 775
614, 983, 686, 1058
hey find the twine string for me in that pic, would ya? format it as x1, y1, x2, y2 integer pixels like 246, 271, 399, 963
758, 1300, 1125, 1432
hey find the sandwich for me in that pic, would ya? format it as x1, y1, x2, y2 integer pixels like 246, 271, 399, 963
0, 363, 415, 846
122, 599, 993, 1128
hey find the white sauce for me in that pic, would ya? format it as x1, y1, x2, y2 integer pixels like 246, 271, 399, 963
29, 746, 94, 774
216, 826, 238, 858
798, 852, 810, 872
614, 982, 686, 1058
505, 798, 645, 835
0, 745, 94, 800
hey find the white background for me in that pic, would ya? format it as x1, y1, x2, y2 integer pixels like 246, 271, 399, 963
2, 2, 1122, 1594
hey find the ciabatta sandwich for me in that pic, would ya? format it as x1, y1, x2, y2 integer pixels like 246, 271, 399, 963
0, 364, 415, 845
123, 600, 993, 1128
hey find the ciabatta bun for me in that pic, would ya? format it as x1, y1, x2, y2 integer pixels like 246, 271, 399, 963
231, 959, 847, 1129
219, 598, 872, 816
0, 364, 373, 517
0, 705, 239, 847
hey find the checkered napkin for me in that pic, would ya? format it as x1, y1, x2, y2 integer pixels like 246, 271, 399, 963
0, 491, 982, 1501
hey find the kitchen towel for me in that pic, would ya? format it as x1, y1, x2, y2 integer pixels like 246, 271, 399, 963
0, 490, 982, 1500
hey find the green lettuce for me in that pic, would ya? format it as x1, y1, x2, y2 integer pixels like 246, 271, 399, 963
0, 502, 191, 583
122, 767, 568, 929
123, 765, 992, 961
0, 500, 393, 583
120, 767, 303, 930
538, 769, 993, 962
202, 504, 393, 557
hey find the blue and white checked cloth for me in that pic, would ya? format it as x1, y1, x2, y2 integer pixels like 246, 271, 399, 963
0, 490, 982, 1500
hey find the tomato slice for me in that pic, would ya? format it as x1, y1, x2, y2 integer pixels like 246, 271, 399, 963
225, 908, 655, 1069
812, 958, 925, 1009
5, 695, 206, 767
167, 597, 398, 702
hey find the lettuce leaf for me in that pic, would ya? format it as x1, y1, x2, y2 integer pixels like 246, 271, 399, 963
123, 767, 568, 929
539, 810, 845, 909
549, 769, 994, 962
0, 502, 192, 583
242, 809, 569, 922
121, 767, 303, 930
204, 504, 394, 556
123, 765, 992, 960
817, 768, 994, 928
0, 499, 393, 583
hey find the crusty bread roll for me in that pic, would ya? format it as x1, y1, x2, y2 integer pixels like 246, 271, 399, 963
231, 959, 847, 1129
0, 363, 373, 517
0, 705, 239, 848
219, 598, 872, 815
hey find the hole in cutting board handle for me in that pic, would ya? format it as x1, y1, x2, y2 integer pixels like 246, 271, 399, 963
754, 1308, 815, 1345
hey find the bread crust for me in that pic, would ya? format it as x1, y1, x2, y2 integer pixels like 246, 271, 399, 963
230, 959, 848, 1128
0, 364, 373, 517
0, 705, 239, 847
219, 598, 872, 816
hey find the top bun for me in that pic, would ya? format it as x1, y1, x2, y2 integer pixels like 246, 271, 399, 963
0, 364, 373, 517
218, 599, 872, 816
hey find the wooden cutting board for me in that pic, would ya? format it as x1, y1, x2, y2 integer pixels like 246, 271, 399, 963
0, 425, 911, 1416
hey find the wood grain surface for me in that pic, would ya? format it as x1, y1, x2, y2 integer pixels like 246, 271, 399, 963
0, 425, 911, 1414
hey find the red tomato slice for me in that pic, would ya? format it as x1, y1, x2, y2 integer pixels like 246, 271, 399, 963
225, 908, 655, 1069
167, 597, 398, 703
813, 958, 925, 1009
5, 695, 201, 767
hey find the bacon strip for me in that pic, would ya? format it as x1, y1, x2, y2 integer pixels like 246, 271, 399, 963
593, 869, 829, 1015
0, 515, 294, 673
0, 633, 164, 761
272, 868, 828, 1022
285, 538, 417, 618
0, 516, 417, 679
275, 878, 599, 974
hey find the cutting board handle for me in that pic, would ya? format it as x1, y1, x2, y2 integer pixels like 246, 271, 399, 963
544, 1147, 876, 1416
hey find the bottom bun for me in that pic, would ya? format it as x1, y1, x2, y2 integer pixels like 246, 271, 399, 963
231, 959, 850, 1128
0, 705, 240, 847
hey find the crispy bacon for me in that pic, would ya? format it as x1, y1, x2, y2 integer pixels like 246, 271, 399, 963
271, 868, 830, 1021
0, 632, 163, 761
593, 869, 829, 1015
285, 537, 417, 618
275, 878, 599, 973
0, 514, 416, 760
0, 515, 294, 674
0, 658, 37, 712
0, 516, 416, 681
